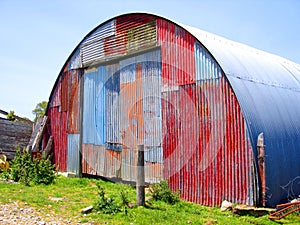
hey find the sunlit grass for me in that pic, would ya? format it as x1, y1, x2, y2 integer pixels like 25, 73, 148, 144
0, 176, 299, 224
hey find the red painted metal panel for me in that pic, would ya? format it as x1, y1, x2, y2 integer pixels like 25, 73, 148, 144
61, 72, 69, 112
48, 107, 67, 171
162, 89, 180, 192
157, 19, 196, 86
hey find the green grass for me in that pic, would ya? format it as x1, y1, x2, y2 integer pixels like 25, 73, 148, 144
0, 176, 299, 224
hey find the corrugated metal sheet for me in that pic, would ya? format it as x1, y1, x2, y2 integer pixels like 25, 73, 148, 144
82, 144, 105, 175
67, 134, 80, 175
67, 69, 82, 134
158, 19, 255, 206
81, 15, 156, 66
81, 20, 115, 65
105, 63, 121, 145
157, 19, 196, 86
142, 51, 163, 163
185, 25, 300, 207
48, 107, 68, 171
82, 67, 106, 145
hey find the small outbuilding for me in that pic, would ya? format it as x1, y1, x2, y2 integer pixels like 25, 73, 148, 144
44, 13, 300, 207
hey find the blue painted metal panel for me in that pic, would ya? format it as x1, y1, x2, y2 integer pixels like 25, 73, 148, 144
96, 66, 106, 144
82, 67, 106, 145
67, 134, 80, 175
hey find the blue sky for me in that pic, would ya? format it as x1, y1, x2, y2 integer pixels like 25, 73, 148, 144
0, 0, 299, 120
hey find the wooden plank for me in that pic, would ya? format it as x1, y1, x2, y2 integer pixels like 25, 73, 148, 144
44, 136, 53, 158
27, 116, 48, 152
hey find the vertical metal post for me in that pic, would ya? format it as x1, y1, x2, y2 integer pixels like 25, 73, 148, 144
136, 144, 145, 206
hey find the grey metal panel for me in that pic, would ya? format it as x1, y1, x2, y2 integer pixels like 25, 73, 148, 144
141, 50, 163, 163
67, 134, 80, 175
81, 20, 115, 65
105, 63, 121, 145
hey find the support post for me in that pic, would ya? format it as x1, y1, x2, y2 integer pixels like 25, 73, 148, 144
257, 132, 266, 206
136, 144, 145, 206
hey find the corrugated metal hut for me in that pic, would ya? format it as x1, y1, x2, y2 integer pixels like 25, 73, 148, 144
45, 13, 300, 207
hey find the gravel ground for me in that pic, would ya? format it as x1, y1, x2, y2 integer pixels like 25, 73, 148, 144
0, 202, 93, 225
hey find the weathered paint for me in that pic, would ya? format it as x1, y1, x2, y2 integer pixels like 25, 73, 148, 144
157, 19, 255, 206
46, 13, 300, 208
67, 69, 82, 134
48, 107, 67, 171
82, 67, 106, 145
157, 19, 196, 86
82, 144, 105, 175
105, 63, 121, 146
82, 20, 115, 65
67, 134, 80, 175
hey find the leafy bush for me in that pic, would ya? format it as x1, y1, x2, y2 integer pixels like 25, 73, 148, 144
32, 156, 57, 185
10, 149, 33, 185
10, 148, 57, 186
93, 183, 121, 214
149, 180, 180, 205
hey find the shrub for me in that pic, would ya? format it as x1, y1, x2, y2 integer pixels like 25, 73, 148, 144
149, 180, 180, 205
93, 183, 121, 214
10, 148, 56, 186
32, 156, 57, 185
10, 149, 33, 186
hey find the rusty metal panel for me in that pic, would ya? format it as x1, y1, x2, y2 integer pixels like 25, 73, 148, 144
48, 107, 67, 171
145, 162, 163, 183
81, 144, 105, 176
60, 72, 69, 112
49, 81, 61, 108
82, 67, 106, 145
116, 14, 156, 54
67, 134, 80, 175
104, 149, 121, 178
68, 69, 82, 134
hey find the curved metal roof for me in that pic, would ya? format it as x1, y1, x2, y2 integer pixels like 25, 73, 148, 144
183, 24, 300, 206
